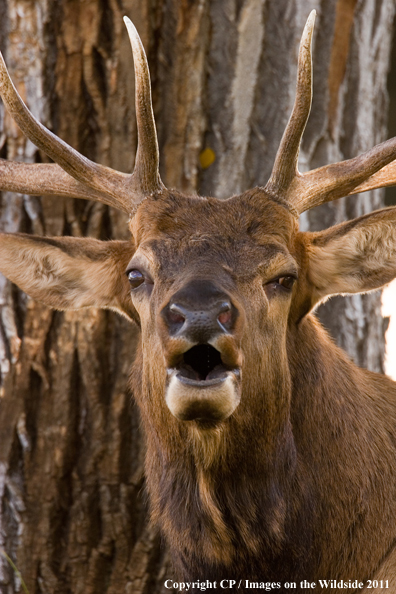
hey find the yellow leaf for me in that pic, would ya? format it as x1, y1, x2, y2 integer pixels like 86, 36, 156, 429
199, 147, 216, 169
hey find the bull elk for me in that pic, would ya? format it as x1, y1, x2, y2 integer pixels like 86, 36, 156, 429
1, 10, 396, 593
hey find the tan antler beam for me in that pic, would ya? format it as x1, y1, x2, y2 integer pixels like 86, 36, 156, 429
346, 159, 396, 196
264, 10, 396, 214
0, 17, 164, 213
123, 17, 165, 196
265, 10, 315, 196
289, 137, 396, 213
0, 160, 127, 209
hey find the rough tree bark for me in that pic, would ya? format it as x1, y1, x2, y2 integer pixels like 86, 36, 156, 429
0, 0, 394, 593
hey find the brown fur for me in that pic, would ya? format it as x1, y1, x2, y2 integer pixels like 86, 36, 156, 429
124, 192, 396, 591
1, 189, 395, 591
1, 14, 396, 590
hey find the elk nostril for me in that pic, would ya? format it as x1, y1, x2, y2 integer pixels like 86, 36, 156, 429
168, 304, 186, 325
217, 302, 232, 327
169, 311, 185, 325
218, 310, 232, 326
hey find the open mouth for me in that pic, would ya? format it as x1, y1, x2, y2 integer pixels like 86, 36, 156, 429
173, 344, 239, 387
165, 343, 241, 422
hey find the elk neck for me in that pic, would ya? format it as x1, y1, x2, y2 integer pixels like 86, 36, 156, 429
130, 309, 396, 581
128, 316, 314, 576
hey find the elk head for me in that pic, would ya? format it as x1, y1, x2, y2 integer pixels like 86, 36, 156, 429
1, 12, 396, 437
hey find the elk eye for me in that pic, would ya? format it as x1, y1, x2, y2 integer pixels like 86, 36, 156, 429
127, 269, 145, 289
278, 276, 296, 290
264, 274, 297, 297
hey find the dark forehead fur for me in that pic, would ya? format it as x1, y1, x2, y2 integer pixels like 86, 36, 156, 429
131, 188, 298, 249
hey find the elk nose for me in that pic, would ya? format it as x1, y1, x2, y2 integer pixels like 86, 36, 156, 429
161, 280, 236, 342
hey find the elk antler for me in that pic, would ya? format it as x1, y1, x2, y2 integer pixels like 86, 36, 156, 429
265, 10, 396, 215
0, 17, 164, 213
265, 10, 315, 196
123, 17, 165, 196
0, 160, 127, 209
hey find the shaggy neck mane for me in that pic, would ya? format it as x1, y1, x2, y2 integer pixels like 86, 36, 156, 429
132, 312, 396, 583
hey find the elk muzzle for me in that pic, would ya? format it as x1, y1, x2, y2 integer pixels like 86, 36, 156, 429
160, 280, 243, 424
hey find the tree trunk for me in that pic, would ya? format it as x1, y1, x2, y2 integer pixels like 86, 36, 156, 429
0, 0, 394, 592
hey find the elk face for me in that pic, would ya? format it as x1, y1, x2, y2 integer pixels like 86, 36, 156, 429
127, 191, 299, 425
2, 10, 396, 439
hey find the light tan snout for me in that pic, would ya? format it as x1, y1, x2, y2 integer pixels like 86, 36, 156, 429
158, 279, 244, 424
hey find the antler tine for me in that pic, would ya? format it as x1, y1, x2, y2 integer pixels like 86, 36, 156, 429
263, 10, 396, 214
0, 52, 136, 209
123, 17, 165, 195
265, 10, 316, 196
346, 159, 396, 196
0, 160, 130, 212
288, 137, 396, 214
0, 17, 165, 212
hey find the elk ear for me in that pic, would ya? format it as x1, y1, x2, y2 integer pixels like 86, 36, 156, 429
307, 207, 396, 307
0, 234, 136, 321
